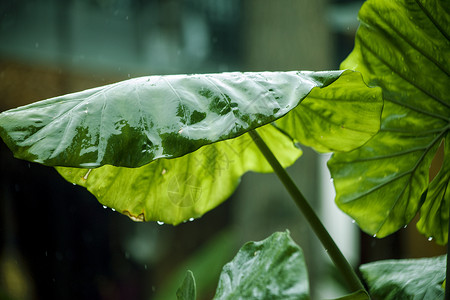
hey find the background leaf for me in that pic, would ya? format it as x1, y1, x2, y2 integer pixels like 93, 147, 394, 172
176, 270, 196, 300
328, 0, 450, 242
213, 231, 310, 300
360, 255, 446, 299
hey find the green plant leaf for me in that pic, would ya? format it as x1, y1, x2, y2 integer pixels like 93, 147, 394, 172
0, 71, 342, 168
176, 270, 196, 300
417, 137, 450, 244
275, 71, 382, 153
55, 125, 301, 224
328, 0, 450, 243
328, 290, 370, 300
360, 255, 446, 299
0, 70, 382, 224
213, 231, 309, 300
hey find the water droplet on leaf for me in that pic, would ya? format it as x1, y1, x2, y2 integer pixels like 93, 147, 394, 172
157, 221, 164, 225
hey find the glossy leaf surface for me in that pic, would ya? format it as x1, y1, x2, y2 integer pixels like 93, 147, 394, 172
328, 0, 450, 243
213, 231, 309, 300
176, 270, 196, 300
0, 71, 341, 168
275, 71, 382, 153
0, 70, 382, 223
360, 255, 446, 299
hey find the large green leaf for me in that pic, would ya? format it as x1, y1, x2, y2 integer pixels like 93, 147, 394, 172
0, 71, 340, 168
360, 255, 446, 299
213, 231, 309, 300
56, 125, 301, 224
0, 70, 382, 224
328, 0, 450, 243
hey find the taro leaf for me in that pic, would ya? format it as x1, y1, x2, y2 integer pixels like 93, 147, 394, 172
360, 255, 446, 299
275, 70, 382, 153
176, 270, 196, 300
0, 71, 340, 168
0, 70, 381, 224
56, 125, 301, 224
212, 231, 309, 300
328, 0, 450, 243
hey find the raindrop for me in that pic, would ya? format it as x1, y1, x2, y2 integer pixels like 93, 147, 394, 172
330, 178, 334, 183
157, 221, 164, 225
72, 183, 76, 185
403, 225, 408, 229
102, 205, 107, 209
189, 217, 194, 222
373, 234, 377, 238
428, 237, 433, 241
111, 208, 116, 212
161, 168, 167, 175
351, 220, 356, 224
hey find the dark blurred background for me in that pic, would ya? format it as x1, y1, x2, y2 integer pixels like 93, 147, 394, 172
0, 0, 445, 299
